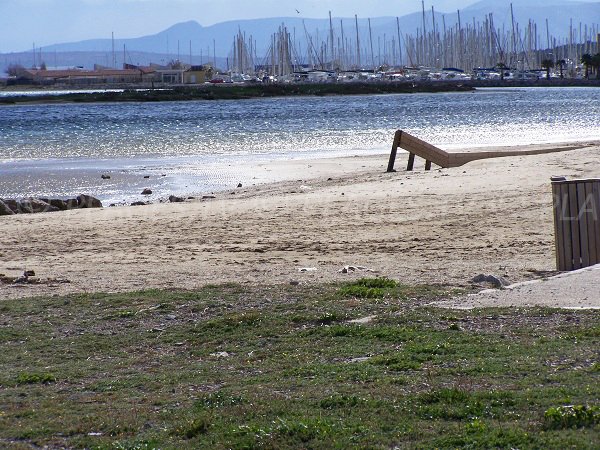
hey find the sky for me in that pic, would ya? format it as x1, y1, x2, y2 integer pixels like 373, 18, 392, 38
0, 0, 596, 53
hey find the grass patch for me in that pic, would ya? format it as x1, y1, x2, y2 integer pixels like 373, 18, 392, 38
16, 372, 57, 385
544, 405, 600, 429
0, 282, 598, 448
338, 277, 398, 298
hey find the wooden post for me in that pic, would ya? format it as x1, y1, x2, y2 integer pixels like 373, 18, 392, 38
406, 153, 415, 171
386, 130, 402, 172
425, 160, 432, 171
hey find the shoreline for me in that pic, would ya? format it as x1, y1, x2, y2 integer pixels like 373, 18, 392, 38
2, 140, 596, 207
2, 140, 600, 305
1, 79, 598, 105
0, 81, 474, 104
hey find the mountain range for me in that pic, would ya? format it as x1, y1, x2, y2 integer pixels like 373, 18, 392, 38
1, 0, 598, 74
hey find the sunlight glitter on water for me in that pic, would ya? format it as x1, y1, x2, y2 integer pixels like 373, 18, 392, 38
0, 87, 598, 203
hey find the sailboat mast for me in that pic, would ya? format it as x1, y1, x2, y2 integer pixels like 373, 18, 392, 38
432, 5, 437, 67
340, 19, 345, 71
368, 18, 375, 69
510, 3, 517, 66
421, 0, 427, 64
457, 10, 462, 69
329, 11, 335, 70
111, 32, 116, 68
355, 15, 361, 68
396, 17, 403, 66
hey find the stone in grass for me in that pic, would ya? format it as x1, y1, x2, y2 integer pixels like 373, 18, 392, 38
141, 188, 153, 195
471, 273, 509, 288
101, 174, 111, 179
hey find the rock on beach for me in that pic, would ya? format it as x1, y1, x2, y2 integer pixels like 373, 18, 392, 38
0, 195, 103, 215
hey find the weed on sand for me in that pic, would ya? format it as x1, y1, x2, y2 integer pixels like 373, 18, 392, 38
0, 280, 598, 448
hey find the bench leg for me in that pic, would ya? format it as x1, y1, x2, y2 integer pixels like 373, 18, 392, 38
425, 160, 432, 171
407, 153, 415, 171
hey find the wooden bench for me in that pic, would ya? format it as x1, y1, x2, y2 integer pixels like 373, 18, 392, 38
386, 130, 588, 172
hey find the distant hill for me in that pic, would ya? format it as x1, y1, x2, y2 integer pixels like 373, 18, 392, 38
2, 1, 598, 74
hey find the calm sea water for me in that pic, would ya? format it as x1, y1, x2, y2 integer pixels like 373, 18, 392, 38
0, 86, 598, 204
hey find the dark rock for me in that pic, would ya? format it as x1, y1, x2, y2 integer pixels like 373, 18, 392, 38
131, 201, 147, 206
237, 183, 243, 188
3, 199, 19, 213
143, 175, 150, 179
187, 196, 195, 200
101, 174, 111, 179
202, 195, 216, 199
49, 199, 68, 210
77, 194, 103, 208
0, 274, 16, 283
141, 188, 152, 195
471, 274, 509, 288
169, 195, 184, 203
16, 200, 33, 213
0, 199, 15, 216
24, 270, 35, 277
65, 198, 80, 209
23, 198, 59, 213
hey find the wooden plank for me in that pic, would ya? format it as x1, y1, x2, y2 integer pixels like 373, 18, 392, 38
560, 184, 573, 270
593, 181, 600, 264
577, 182, 590, 267
400, 138, 446, 159
390, 130, 590, 173
552, 183, 566, 271
583, 182, 597, 266
398, 132, 450, 168
568, 183, 581, 269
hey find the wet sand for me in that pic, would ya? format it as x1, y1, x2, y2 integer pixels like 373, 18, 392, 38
1, 141, 600, 305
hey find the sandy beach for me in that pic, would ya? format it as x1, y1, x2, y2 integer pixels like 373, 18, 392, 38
2, 141, 600, 306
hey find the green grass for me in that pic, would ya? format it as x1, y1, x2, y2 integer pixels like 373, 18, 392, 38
0, 280, 598, 448
15, 372, 57, 385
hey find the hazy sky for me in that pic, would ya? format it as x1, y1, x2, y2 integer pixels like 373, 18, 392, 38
0, 0, 596, 52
